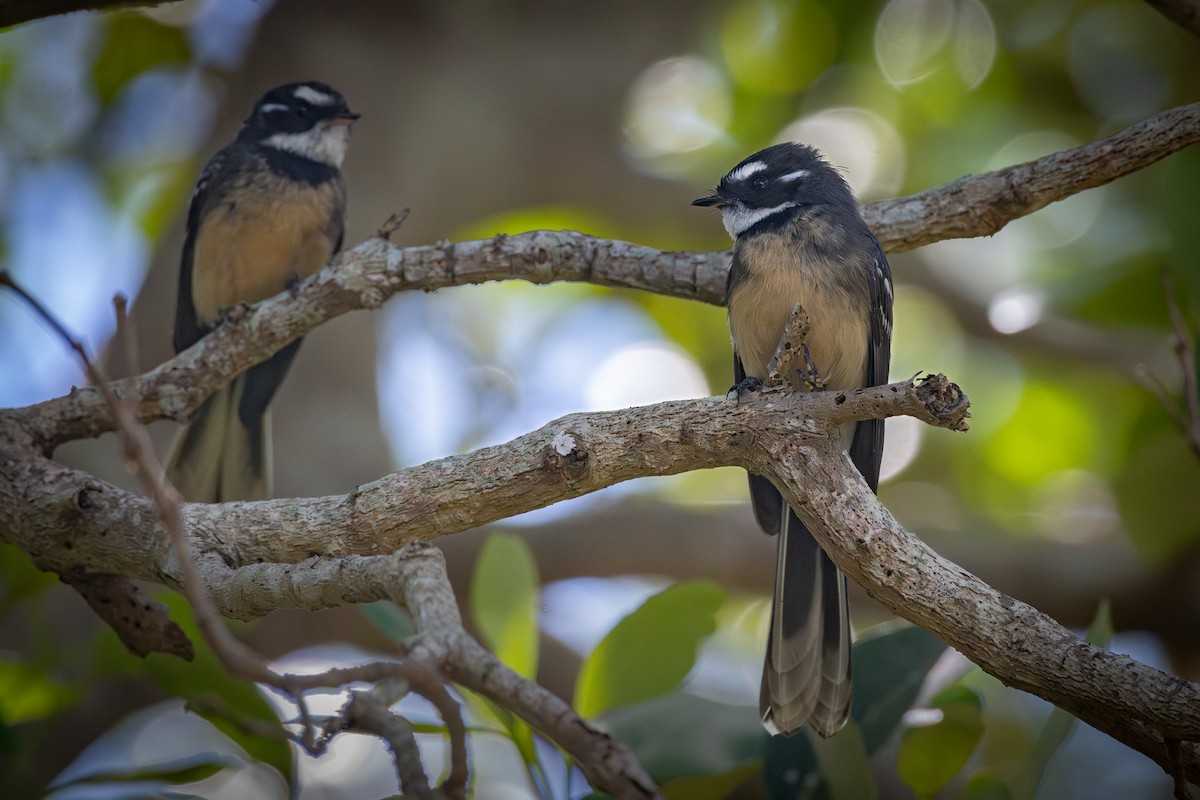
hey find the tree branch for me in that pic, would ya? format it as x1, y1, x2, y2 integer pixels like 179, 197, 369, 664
7, 364, 1200, 780
0, 0, 181, 30
863, 102, 1200, 252
3, 94, 1198, 794
1145, 0, 1200, 38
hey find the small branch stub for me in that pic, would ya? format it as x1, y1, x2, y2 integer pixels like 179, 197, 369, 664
766, 302, 826, 391
913, 373, 972, 432
545, 430, 589, 481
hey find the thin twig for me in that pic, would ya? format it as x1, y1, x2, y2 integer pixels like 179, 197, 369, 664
112, 293, 140, 378
1144, 0, 1200, 39
1162, 270, 1200, 459
378, 208, 412, 241
1, 270, 480, 793
345, 688, 435, 800
0, 270, 277, 684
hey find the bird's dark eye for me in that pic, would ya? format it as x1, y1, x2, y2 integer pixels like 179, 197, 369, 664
295, 104, 311, 118
752, 177, 768, 190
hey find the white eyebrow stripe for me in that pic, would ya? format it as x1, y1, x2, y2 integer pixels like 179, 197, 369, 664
294, 85, 335, 105
259, 103, 289, 113
779, 169, 810, 182
727, 161, 768, 182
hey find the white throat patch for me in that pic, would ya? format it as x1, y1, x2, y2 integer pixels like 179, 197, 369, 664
720, 201, 796, 239
265, 121, 351, 167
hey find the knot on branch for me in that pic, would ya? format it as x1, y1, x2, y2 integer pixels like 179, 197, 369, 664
543, 430, 589, 482
61, 574, 194, 660
914, 373, 971, 431
52, 484, 102, 519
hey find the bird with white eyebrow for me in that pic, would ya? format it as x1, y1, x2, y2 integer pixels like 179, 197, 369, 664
167, 81, 359, 502
694, 142, 893, 738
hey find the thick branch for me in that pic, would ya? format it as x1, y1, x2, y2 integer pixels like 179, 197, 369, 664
863, 102, 1200, 251
4, 378, 964, 577
208, 545, 657, 799
1145, 0, 1200, 37
9, 105, 1197, 451
0, 0, 180, 29
7, 373, 1200, 780
771, 434, 1200, 779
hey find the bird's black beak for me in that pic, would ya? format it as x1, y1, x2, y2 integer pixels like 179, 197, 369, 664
329, 111, 361, 124
691, 194, 723, 207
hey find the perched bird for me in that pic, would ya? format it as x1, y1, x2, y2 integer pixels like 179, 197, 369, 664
693, 143, 893, 737
166, 81, 358, 502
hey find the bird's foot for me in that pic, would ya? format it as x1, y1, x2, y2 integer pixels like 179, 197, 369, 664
727, 376, 763, 403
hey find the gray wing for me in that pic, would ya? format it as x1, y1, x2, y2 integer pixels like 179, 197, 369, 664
847, 238, 893, 492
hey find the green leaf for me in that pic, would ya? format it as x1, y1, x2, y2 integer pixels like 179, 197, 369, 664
52, 752, 231, 789
0, 543, 57, 615
137, 593, 292, 784
964, 771, 1013, 800
92, 15, 189, 104
852, 623, 948, 754
360, 601, 415, 642
574, 581, 725, 719
896, 685, 984, 799
471, 534, 540, 680
762, 624, 945, 798
1030, 600, 1112, 794
1114, 432, 1200, 562
0, 656, 77, 724
604, 691, 766, 781
662, 761, 762, 800
763, 723, 818, 799
807, 722, 876, 800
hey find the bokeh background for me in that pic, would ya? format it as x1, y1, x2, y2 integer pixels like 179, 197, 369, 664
1, 0, 1199, 797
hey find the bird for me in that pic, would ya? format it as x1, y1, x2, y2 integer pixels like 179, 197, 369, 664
166, 81, 358, 503
693, 142, 893, 737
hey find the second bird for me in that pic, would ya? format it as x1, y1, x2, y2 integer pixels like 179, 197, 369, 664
167, 81, 358, 502
693, 142, 893, 737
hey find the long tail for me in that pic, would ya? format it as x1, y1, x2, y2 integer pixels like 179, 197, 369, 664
164, 376, 271, 503
760, 505, 852, 738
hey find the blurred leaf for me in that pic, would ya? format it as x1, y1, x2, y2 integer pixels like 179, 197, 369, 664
807, 721, 875, 800
897, 685, 984, 799
984, 381, 1098, 486
633, 292, 729, 383
93, 16, 189, 104
0, 656, 77, 724
471, 533, 540, 680
48, 790, 203, 800
721, 0, 837, 95
111, 159, 200, 242
360, 600, 415, 642
0, 542, 57, 615
454, 204, 623, 242
662, 761, 762, 800
604, 691, 765, 781
852, 623, 948, 754
1115, 431, 1200, 562
763, 728, 816, 800
964, 771, 1013, 800
1030, 600, 1112, 795
139, 593, 291, 784
575, 581, 725, 719
51, 752, 231, 789
1070, 257, 1175, 329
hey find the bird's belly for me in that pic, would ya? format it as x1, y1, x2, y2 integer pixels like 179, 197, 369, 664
728, 267, 868, 392
191, 186, 339, 326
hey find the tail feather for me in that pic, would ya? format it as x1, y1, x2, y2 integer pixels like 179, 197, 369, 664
760, 507, 852, 738
165, 377, 271, 503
